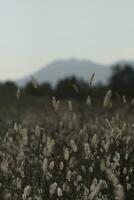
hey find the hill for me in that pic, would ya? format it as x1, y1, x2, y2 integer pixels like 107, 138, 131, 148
16, 58, 111, 87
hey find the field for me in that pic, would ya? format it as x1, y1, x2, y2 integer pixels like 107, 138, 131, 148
0, 92, 134, 200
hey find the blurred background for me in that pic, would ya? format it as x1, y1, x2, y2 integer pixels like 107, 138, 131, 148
0, 0, 134, 101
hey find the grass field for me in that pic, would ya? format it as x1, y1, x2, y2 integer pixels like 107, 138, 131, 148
0, 92, 134, 200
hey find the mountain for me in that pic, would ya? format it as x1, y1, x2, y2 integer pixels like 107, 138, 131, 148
16, 58, 112, 87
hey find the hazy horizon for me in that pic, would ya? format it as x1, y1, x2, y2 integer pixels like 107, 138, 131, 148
0, 0, 134, 80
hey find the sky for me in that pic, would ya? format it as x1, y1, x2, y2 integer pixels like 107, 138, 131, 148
0, 0, 134, 80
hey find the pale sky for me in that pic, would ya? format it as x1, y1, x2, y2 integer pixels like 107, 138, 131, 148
0, 0, 134, 80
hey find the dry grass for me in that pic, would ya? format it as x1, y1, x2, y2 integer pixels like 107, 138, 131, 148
0, 91, 134, 199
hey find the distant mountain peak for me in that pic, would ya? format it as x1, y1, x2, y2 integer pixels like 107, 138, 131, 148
16, 58, 134, 87
16, 58, 110, 87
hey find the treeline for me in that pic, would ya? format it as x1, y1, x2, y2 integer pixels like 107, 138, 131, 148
1, 63, 134, 100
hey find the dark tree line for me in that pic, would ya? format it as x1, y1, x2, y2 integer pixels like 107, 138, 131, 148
24, 76, 91, 100
109, 64, 134, 97
1, 63, 134, 100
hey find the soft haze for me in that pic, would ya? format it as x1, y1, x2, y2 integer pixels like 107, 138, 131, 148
0, 0, 134, 80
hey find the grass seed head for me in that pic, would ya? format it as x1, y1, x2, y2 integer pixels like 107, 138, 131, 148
73, 84, 79, 93
89, 72, 95, 87
68, 100, 73, 111
31, 76, 38, 89
103, 89, 112, 108
17, 88, 21, 99
86, 95, 92, 106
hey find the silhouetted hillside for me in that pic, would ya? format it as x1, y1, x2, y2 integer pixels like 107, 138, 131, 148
16, 58, 111, 86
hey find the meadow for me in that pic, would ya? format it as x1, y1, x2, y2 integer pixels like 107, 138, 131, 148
0, 88, 134, 200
